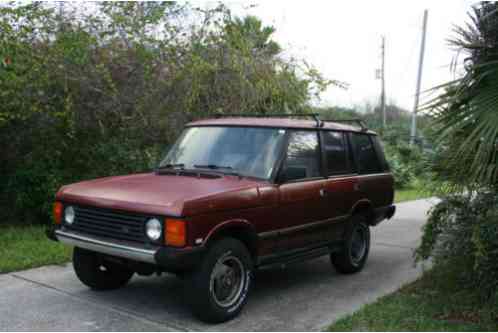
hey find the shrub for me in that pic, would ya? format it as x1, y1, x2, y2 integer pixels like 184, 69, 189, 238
0, 3, 334, 225
416, 2, 498, 300
384, 147, 413, 188
3, 136, 160, 225
416, 190, 498, 299
383, 141, 428, 189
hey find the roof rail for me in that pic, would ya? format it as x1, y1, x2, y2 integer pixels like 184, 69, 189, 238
213, 113, 323, 127
321, 118, 368, 131
212, 113, 368, 131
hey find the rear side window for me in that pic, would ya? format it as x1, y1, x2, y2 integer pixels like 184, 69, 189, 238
322, 131, 350, 175
372, 136, 390, 171
351, 134, 383, 174
281, 131, 321, 181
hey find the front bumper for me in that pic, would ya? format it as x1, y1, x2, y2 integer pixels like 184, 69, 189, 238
51, 229, 204, 271
55, 230, 158, 263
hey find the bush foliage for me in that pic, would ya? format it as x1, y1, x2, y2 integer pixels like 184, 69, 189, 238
418, 2, 498, 299
0, 2, 332, 224
416, 191, 498, 299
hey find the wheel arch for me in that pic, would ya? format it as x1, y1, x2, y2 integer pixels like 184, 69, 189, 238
203, 219, 258, 260
350, 199, 375, 225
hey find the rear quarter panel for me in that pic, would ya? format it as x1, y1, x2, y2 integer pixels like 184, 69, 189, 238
358, 173, 394, 208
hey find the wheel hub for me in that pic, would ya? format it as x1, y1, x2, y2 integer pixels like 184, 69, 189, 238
351, 227, 367, 264
210, 255, 245, 308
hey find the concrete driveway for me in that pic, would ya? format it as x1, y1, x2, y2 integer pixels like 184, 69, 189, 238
0, 198, 436, 331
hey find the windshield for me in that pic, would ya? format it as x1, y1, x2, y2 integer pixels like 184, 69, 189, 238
160, 126, 286, 179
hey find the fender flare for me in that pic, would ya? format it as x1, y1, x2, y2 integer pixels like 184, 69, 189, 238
349, 199, 374, 224
202, 219, 258, 256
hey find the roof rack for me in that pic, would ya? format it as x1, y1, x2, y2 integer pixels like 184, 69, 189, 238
212, 113, 368, 131
321, 118, 368, 131
214, 113, 323, 127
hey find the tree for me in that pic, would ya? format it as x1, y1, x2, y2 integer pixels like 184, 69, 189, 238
427, 2, 498, 189
416, 2, 498, 299
0, 2, 336, 224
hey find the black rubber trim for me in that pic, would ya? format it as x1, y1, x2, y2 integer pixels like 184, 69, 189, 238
154, 246, 205, 271
257, 240, 342, 269
371, 204, 396, 226
258, 215, 349, 240
46, 226, 58, 241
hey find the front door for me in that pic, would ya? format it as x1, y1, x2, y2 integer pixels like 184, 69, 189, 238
275, 130, 329, 251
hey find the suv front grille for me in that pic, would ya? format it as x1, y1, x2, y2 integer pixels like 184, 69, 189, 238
66, 206, 147, 243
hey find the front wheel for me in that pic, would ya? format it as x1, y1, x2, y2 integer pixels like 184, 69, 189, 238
331, 216, 370, 274
187, 238, 253, 323
73, 247, 134, 290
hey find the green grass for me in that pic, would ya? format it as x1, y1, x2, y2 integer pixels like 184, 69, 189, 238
395, 187, 431, 203
0, 225, 72, 273
328, 269, 498, 331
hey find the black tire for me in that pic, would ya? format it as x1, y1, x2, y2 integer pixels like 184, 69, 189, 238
331, 215, 370, 274
187, 238, 253, 323
73, 247, 134, 291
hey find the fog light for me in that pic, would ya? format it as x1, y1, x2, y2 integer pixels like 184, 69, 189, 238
146, 218, 162, 241
64, 206, 75, 225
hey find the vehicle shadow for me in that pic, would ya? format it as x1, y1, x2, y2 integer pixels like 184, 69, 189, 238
72, 256, 340, 328
68, 245, 410, 330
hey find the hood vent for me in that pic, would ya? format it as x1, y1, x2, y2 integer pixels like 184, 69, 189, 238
156, 169, 222, 179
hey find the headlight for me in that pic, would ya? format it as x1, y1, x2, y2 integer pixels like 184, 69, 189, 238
145, 218, 162, 241
64, 206, 75, 224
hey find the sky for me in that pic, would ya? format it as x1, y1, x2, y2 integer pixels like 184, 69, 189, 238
227, 0, 475, 111
37, 0, 475, 111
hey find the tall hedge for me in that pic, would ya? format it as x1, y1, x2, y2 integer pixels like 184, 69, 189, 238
0, 2, 332, 224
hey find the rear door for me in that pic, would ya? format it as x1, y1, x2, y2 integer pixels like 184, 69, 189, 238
275, 130, 329, 251
350, 133, 394, 208
320, 130, 358, 241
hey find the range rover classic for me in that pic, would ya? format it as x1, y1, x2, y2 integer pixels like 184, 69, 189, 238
49, 114, 396, 323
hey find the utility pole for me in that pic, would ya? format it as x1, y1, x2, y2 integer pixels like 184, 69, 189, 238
410, 9, 428, 146
380, 36, 386, 129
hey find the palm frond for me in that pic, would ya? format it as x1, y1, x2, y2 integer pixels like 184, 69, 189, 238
426, 1, 498, 188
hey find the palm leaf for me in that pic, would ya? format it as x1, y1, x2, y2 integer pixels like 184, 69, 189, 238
426, 2, 498, 188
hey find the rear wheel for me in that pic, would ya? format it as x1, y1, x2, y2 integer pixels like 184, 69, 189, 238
331, 216, 370, 274
73, 247, 134, 290
187, 238, 253, 323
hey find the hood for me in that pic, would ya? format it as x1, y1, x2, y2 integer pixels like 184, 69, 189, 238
56, 172, 267, 217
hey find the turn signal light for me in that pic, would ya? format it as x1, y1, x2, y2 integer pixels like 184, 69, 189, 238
53, 202, 63, 225
165, 219, 186, 247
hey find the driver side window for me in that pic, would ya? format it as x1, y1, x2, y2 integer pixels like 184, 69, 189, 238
280, 131, 321, 182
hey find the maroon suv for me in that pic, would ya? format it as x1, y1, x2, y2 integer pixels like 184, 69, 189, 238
49, 114, 395, 323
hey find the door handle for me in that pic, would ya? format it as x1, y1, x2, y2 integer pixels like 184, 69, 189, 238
353, 182, 361, 191
320, 188, 328, 197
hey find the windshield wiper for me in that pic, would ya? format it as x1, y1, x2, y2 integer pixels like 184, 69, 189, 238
157, 163, 185, 170
193, 164, 240, 177
193, 164, 233, 170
